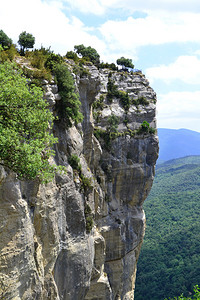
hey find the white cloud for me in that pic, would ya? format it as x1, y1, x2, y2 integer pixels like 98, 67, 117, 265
157, 91, 200, 131
146, 56, 200, 85
1, 0, 200, 63
99, 12, 200, 55
0, 0, 105, 55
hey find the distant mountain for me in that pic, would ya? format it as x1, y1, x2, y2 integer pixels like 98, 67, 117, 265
157, 128, 200, 162
135, 155, 200, 300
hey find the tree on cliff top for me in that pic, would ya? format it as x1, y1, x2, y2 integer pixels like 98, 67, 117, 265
116, 57, 134, 69
18, 31, 35, 55
0, 61, 58, 182
0, 30, 12, 49
74, 44, 100, 65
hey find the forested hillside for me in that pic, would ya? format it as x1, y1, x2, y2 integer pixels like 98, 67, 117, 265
135, 156, 200, 300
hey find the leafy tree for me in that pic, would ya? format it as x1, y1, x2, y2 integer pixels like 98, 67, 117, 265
18, 31, 35, 55
66, 50, 79, 62
74, 44, 100, 65
54, 63, 83, 126
44, 52, 63, 71
116, 56, 134, 69
99, 62, 118, 71
0, 61, 57, 181
0, 30, 12, 49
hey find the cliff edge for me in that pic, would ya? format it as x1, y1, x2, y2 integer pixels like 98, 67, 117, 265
0, 61, 159, 300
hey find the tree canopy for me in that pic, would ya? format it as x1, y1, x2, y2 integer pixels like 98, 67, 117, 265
0, 30, 12, 49
74, 44, 100, 65
116, 57, 134, 69
0, 61, 57, 181
18, 31, 35, 55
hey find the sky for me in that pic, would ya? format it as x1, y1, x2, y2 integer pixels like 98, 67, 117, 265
1, 0, 200, 132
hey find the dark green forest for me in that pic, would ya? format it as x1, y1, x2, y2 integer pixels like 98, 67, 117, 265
135, 156, 200, 300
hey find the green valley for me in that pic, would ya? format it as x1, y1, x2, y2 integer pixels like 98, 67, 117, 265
135, 156, 200, 300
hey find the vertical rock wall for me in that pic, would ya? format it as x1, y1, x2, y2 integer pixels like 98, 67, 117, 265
0, 63, 158, 299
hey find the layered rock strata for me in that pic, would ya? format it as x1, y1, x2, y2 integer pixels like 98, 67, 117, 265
0, 63, 158, 299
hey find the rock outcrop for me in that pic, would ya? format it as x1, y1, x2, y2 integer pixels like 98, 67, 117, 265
0, 63, 158, 299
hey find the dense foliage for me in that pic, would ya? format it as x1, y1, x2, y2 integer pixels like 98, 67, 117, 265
44, 52, 63, 71
165, 285, 200, 300
98, 62, 118, 70
135, 156, 200, 300
74, 44, 100, 65
0, 61, 57, 181
0, 29, 12, 49
116, 56, 134, 69
54, 63, 83, 126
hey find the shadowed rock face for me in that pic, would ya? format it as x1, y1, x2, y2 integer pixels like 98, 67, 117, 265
0, 64, 158, 300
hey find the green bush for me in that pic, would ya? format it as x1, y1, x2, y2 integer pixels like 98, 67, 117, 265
84, 204, 92, 215
22, 66, 52, 87
118, 90, 130, 111
0, 29, 12, 49
74, 44, 100, 65
107, 77, 119, 102
149, 127, 156, 134
92, 95, 104, 110
132, 96, 149, 107
107, 77, 131, 111
107, 114, 119, 133
85, 216, 93, 233
137, 96, 149, 106
44, 53, 63, 71
140, 120, 150, 132
68, 154, 82, 173
66, 50, 79, 62
136, 121, 156, 135
123, 115, 129, 126
80, 174, 92, 191
84, 203, 93, 233
0, 61, 57, 181
54, 63, 83, 126
30, 50, 46, 69
99, 62, 118, 71
0, 44, 17, 62
93, 111, 101, 123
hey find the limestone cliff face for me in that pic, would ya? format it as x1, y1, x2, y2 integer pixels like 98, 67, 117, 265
0, 63, 158, 300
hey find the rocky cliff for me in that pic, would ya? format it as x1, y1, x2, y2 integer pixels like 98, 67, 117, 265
0, 62, 158, 300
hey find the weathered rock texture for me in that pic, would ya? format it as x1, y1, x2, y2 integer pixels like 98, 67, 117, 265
0, 63, 158, 299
